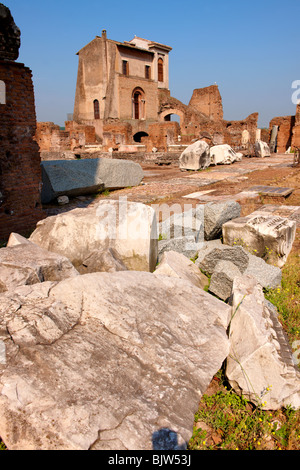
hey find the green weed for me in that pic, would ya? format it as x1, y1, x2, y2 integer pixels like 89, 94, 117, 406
188, 377, 300, 450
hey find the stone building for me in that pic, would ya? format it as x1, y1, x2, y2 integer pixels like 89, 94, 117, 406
73, 31, 172, 144
0, 3, 44, 240
70, 30, 259, 154
34, 31, 259, 156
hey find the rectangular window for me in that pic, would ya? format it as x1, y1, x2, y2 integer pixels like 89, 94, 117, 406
145, 65, 151, 79
158, 58, 164, 82
122, 60, 129, 76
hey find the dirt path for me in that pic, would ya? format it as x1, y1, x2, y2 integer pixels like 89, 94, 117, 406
44, 153, 300, 225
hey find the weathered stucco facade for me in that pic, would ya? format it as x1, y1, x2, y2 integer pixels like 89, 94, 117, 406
73, 31, 172, 142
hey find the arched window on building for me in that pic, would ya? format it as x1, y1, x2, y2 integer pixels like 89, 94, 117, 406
132, 88, 145, 120
157, 58, 164, 82
93, 99, 100, 119
0, 81, 6, 104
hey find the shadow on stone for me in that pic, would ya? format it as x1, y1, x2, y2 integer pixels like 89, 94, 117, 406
152, 428, 187, 450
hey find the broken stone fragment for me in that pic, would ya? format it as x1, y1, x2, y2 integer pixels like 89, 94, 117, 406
227, 275, 300, 410
244, 253, 281, 289
222, 213, 296, 268
154, 250, 209, 289
209, 144, 241, 165
30, 199, 158, 272
6, 232, 31, 247
197, 244, 250, 276
204, 200, 241, 240
254, 140, 271, 157
159, 205, 204, 241
158, 236, 203, 262
209, 260, 241, 301
179, 140, 211, 170
57, 195, 69, 205
195, 239, 281, 291
0, 240, 79, 293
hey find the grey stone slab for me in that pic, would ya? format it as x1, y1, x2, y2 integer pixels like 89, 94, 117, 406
247, 186, 294, 197
41, 158, 144, 203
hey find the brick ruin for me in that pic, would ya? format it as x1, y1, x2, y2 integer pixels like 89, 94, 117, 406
0, 3, 44, 240
268, 104, 300, 154
35, 121, 97, 153
35, 31, 260, 158
34, 30, 297, 159
36, 85, 259, 157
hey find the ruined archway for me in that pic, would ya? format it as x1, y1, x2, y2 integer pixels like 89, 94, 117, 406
159, 108, 185, 126
163, 113, 181, 125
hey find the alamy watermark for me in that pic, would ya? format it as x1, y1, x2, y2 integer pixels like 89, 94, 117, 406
95, 196, 205, 245
0, 341, 6, 365
291, 80, 300, 105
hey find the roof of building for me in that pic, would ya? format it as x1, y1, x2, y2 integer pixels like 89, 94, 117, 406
129, 36, 172, 52
76, 32, 172, 55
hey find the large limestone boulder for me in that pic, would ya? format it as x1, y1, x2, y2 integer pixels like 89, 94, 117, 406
254, 140, 271, 157
210, 144, 242, 165
41, 158, 144, 203
204, 200, 241, 240
154, 250, 209, 289
30, 199, 158, 272
0, 240, 79, 293
227, 275, 300, 410
222, 213, 296, 268
179, 140, 211, 170
0, 271, 231, 450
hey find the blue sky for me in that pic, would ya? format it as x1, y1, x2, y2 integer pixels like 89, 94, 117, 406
4, 0, 300, 128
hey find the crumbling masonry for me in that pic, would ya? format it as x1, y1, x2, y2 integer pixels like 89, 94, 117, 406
36, 31, 259, 155
0, 3, 44, 239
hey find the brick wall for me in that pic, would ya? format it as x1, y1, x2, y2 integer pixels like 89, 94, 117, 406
269, 115, 295, 153
0, 60, 45, 240
35, 122, 61, 151
102, 122, 133, 150
189, 85, 224, 121
147, 121, 180, 151
291, 104, 300, 149
65, 121, 97, 145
